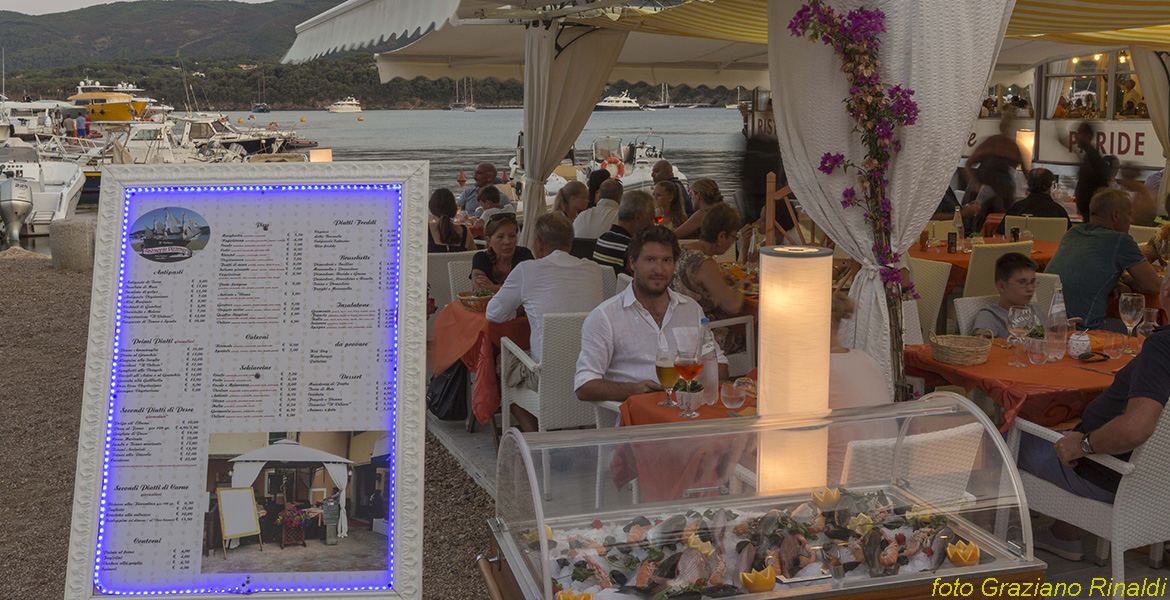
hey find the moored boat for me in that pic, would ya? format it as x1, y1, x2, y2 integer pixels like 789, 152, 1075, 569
594, 91, 642, 111
327, 96, 362, 113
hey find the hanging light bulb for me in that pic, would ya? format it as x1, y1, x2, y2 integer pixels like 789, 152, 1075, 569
1072, 57, 1079, 64
1119, 55, 1127, 64
1093, 54, 1102, 61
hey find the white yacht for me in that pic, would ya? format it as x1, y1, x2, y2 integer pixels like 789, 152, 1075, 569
326, 96, 362, 113
0, 139, 85, 244
594, 91, 642, 111
589, 135, 687, 194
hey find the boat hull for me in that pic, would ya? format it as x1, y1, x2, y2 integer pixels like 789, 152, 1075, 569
593, 105, 642, 111
327, 106, 362, 113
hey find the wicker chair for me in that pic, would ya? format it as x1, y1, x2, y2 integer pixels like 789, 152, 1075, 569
1003, 215, 1069, 243
427, 251, 478, 330
1130, 225, 1160, 246
954, 295, 999, 336
963, 241, 1033, 298
617, 273, 632, 294
600, 267, 617, 299
447, 261, 475, 300
500, 313, 594, 498
1007, 410, 1170, 596
909, 257, 953, 340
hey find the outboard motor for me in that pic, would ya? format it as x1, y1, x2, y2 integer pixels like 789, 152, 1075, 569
0, 176, 34, 246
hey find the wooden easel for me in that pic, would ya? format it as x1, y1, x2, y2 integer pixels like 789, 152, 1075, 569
216, 487, 264, 558
763, 171, 860, 292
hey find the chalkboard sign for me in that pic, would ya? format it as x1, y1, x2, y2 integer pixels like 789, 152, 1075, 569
323, 499, 340, 526
216, 488, 261, 541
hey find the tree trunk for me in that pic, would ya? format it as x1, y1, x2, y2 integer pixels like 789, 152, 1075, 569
873, 195, 912, 402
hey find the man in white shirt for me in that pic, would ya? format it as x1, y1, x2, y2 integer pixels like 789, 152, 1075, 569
459, 162, 512, 212
488, 213, 606, 429
573, 179, 624, 239
576, 225, 728, 403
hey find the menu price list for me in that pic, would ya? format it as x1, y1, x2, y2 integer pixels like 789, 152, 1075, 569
98, 193, 403, 589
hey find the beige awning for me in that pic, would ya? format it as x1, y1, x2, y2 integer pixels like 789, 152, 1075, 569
373, 21, 769, 88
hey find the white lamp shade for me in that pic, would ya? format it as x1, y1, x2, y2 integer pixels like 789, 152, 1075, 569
757, 246, 833, 419
757, 246, 832, 493
1016, 129, 1035, 169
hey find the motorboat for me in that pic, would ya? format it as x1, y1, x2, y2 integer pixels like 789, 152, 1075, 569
251, 103, 271, 113
594, 91, 642, 111
0, 139, 85, 244
172, 114, 283, 156
2, 100, 82, 138
589, 135, 687, 193
327, 96, 362, 113
506, 133, 586, 204
70, 80, 172, 121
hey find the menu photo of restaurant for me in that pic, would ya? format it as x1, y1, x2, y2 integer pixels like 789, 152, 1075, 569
201, 431, 391, 574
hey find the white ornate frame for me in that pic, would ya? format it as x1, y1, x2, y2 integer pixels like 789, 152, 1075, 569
65, 162, 428, 600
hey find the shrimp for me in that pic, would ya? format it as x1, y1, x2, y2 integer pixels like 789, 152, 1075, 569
626, 525, 649, 545
568, 535, 607, 556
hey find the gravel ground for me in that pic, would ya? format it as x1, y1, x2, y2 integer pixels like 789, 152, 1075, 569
0, 250, 493, 599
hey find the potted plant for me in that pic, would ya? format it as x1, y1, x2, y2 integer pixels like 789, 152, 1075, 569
276, 507, 310, 548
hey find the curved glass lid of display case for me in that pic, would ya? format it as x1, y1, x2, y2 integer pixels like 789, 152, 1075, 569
493, 391, 1042, 599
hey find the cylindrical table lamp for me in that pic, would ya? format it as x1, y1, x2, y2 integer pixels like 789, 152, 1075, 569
757, 246, 833, 494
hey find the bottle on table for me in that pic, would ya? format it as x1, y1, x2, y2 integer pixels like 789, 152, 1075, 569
698, 318, 719, 405
952, 206, 964, 240
1044, 281, 1068, 362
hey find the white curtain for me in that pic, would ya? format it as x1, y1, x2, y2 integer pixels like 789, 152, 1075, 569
231, 461, 265, 489
767, 0, 1016, 388
1130, 48, 1170, 209
1047, 59, 1073, 118
520, 23, 628, 247
323, 462, 350, 538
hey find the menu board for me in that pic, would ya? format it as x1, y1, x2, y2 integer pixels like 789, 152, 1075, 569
67, 163, 427, 600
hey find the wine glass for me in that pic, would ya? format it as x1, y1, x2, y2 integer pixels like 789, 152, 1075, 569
1159, 238, 1170, 266
1019, 214, 1034, 241
1136, 308, 1159, 340
655, 349, 679, 407
1119, 293, 1145, 355
1007, 305, 1033, 368
673, 350, 704, 418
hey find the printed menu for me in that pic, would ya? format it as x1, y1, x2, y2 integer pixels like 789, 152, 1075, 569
95, 185, 401, 595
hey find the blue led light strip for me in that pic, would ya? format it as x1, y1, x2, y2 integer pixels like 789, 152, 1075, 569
94, 183, 403, 596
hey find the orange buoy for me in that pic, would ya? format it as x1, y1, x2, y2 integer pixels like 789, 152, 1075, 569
237, 118, 243, 123
457, 170, 466, 188
358, 116, 364, 121
300, 117, 306, 122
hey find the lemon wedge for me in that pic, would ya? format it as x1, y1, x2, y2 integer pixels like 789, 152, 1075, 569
946, 540, 981, 567
847, 513, 873, 535
687, 533, 714, 557
811, 487, 841, 510
905, 503, 933, 524
740, 566, 777, 593
556, 591, 592, 600
521, 525, 554, 544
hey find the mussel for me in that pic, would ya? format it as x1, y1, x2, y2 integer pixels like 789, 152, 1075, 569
623, 516, 652, 533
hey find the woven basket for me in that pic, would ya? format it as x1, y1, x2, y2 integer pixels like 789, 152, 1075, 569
457, 290, 493, 312
928, 331, 993, 366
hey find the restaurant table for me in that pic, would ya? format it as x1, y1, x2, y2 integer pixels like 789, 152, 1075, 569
610, 371, 758, 502
429, 301, 530, 425
904, 339, 1136, 432
907, 239, 1060, 297
981, 213, 1005, 238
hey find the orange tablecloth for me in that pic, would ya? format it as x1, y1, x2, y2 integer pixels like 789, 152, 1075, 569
905, 341, 1134, 431
907, 239, 1060, 297
610, 371, 757, 501
981, 214, 1006, 238
429, 301, 530, 425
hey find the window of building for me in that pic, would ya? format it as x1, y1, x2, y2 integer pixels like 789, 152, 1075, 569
1044, 51, 1146, 120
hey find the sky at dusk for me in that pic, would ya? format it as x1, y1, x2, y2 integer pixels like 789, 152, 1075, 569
0, 0, 273, 16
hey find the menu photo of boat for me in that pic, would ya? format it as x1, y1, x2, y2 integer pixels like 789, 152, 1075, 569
129, 207, 211, 263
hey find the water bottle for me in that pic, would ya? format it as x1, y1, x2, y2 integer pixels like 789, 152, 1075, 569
952, 207, 964, 240
698, 318, 719, 405
1044, 282, 1068, 362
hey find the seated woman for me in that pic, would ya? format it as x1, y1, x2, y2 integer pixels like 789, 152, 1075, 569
428, 188, 476, 252
586, 169, 611, 209
471, 214, 533, 293
653, 180, 687, 229
472, 186, 516, 228
670, 203, 749, 354
550, 181, 589, 222
827, 292, 894, 482
673, 178, 724, 239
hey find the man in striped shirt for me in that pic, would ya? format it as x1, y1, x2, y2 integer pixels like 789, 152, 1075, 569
591, 190, 656, 275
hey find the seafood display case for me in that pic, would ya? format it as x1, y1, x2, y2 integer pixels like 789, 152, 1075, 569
489, 392, 1045, 599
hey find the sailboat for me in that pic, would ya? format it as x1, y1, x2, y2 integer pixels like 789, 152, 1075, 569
646, 83, 672, 109
725, 86, 744, 109
448, 79, 465, 111
464, 78, 477, 112
252, 71, 270, 113
138, 208, 205, 261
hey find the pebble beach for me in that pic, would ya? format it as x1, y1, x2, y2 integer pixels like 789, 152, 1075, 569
0, 249, 493, 599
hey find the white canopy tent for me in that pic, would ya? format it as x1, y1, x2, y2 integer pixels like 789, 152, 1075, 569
229, 439, 353, 502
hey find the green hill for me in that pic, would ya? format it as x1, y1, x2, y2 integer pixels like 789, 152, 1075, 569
0, 0, 339, 69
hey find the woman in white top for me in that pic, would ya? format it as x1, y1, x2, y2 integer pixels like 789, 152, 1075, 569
827, 292, 894, 483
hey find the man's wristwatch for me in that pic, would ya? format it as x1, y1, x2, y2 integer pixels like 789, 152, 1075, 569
1080, 433, 1095, 455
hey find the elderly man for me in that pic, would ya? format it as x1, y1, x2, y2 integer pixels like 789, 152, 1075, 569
1045, 188, 1161, 331
487, 213, 605, 430
652, 159, 693, 214
574, 178, 624, 239
1019, 270, 1170, 561
576, 226, 727, 404
592, 190, 656, 275
459, 162, 511, 213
